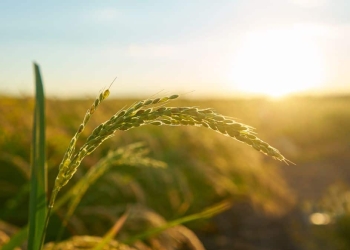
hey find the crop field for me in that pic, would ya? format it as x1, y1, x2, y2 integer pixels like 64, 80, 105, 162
1, 94, 350, 250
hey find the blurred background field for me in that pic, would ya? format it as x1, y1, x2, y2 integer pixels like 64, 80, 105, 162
1, 94, 350, 249
1, 1, 350, 248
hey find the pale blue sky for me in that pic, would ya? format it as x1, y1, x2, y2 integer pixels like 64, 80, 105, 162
0, 0, 349, 98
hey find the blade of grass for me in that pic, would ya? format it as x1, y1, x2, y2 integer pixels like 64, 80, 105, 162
28, 63, 47, 250
123, 200, 232, 244
92, 209, 130, 250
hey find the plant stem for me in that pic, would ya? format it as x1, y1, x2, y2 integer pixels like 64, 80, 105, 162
39, 188, 59, 249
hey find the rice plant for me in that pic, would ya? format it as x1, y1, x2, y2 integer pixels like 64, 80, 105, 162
3, 63, 291, 250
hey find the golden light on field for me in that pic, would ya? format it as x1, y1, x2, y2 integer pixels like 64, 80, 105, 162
230, 27, 326, 97
309, 213, 331, 225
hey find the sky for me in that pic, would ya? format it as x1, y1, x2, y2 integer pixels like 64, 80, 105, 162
0, 0, 349, 98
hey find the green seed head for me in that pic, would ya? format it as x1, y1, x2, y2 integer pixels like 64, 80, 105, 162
252, 144, 261, 151
231, 123, 247, 131
103, 89, 110, 99
94, 99, 100, 108
117, 110, 126, 118
134, 101, 144, 110
208, 123, 217, 131
156, 107, 167, 113
216, 125, 226, 134
125, 108, 135, 116
212, 115, 225, 121
90, 106, 95, 114
201, 122, 209, 128
119, 125, 131, 131
152, 98, 160, 104
170, 108, 180, 113
83, 112, 91, 124
150, 121, 162, 126
144, 99, 153, 105
136, 109, 145, 115
169, 94, 179, 99
200, 108, 214, 114
160, 119, 172, 125
78, 124, 84, 133
159, 97, 169, 103
143, 108, 152, 114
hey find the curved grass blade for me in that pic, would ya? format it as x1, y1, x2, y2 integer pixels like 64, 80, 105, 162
92, 209, 130, 250
28, 63, 47, 250
123, 200, 232, 244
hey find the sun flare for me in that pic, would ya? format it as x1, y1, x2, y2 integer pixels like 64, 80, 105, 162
230, 26, 326, 97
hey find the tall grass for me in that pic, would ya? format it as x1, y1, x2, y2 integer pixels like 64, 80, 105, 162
28, 63, 47, 250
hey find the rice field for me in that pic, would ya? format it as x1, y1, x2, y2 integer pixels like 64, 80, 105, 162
1, 94, 350, 249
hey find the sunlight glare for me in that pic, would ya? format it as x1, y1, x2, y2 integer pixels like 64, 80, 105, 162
230, 26, 326, 98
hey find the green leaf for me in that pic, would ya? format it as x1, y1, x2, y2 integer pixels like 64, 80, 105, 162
28, 63, 47, 250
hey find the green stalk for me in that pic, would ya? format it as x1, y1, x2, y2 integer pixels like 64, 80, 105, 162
28, 63, 47, 250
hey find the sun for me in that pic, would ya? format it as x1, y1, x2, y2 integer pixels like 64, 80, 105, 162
229, 27, 326, 98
